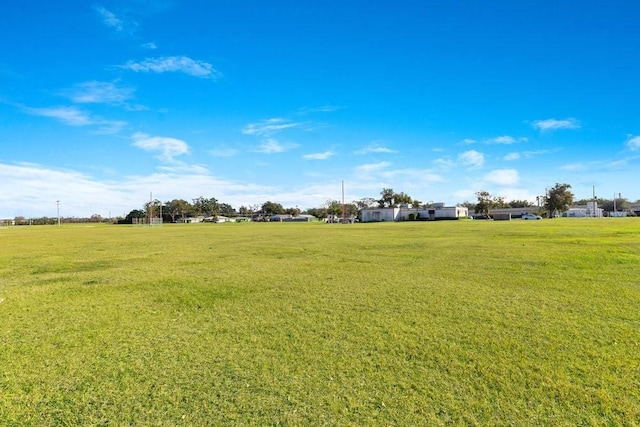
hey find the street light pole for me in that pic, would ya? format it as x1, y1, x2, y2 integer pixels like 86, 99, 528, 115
56, 200, 60, 226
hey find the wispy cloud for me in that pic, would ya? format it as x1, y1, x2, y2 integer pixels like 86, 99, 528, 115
485, 135, 527, 144
297, 105, 345, 114
458, 150, 484, 168
209, 147, 239, 158
25, 105, 126, 134
504, 148, 561, 161
132, 132, 189, 161
532, 118, 581, 132
484, 169, 520, 186
95, 6, 137, 34
354, 142, 396, 155
242, 118, 302, 136
461, 138, 476, 145
119, 56, 222, 79
63, 81, 133, 104
96, 7, 124, 31
302, 151, 335, 160
626, 135, 640, 151
62, 81, 146, 111
142, 42, 157, 50
27, 106, 92, 126
254, 138, 297, 154
355, 161, 392, 173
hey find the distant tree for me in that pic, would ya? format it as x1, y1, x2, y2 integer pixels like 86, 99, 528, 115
355, 197, 378, 209
475, 191, 492, 215
261, 201, 285, 215
474, 191, 509, 215
219, 203, 236, 217
379, 188, 396, 207
286, 207, 301, 217
508, 199, 534, 208
344, 203, 359, 217
192, 196, 219, 217
143, 199, 163, 220
306, 207, 328, 219
164, 199, 192, 222
325, 200, 343, 217
123, 209, 146, 224
544, 183, 574, 216
600, 197, 629, 213
394, 192, 413, 205
574, 197, 605, 206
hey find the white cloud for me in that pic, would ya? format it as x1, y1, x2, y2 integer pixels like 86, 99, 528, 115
27, 106, 92, 126
355, 161, 392, 173
354, 142, 396, 155
532, 118, 580, 131
132, 132, 189, 161
0, 161, 278, 218
254, 138, 295, 154
504, 152, 520, 161
626, 135, 640, 151
24, 106, 126, 134
461, 138, 476, 145
64, 81, 135, 105
433, 157, 455, 168
484, 169, 520, 186
486, 135, 527, 144
209, 147, 239, 157
302, 151, 335, 160
297, 105, 344, 114
242, 118, 301, 136
95, 6, 138, 35
119, 56, 221, 79
142, 42, 157, 50
96, 7, 124, 31
458, 150, 484, 168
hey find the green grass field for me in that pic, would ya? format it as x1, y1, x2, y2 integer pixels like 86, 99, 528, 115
1, 219, 639, 425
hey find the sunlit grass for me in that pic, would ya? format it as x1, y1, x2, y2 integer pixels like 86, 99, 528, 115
0, 219, 639, 425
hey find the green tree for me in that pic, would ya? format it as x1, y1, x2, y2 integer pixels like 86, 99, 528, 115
355, 197, 378, 209
475, 191, 492, 215
508, 199, 534, 208
394, 192, 412, 205
261, 201, 285, 215
219, 203, 236, 217
600, 197, 629, 213
378, 188, 396, 207
192, 197, 220, 217
124, 209, 146, 224
325, 200, 343, 217
164, 199, 192, 222
544, 183, 574, 216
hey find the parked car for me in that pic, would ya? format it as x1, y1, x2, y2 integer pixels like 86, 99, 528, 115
521, 213, 542, 220
471, 214, 492, 220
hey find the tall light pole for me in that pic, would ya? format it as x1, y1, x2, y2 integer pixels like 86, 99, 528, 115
56, 200, 60, 226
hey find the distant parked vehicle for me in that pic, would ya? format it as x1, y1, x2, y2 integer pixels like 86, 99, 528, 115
471, 214, 492, 220
521, 213, 542, 220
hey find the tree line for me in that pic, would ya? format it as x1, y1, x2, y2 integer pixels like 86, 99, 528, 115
470, 183, 637, 217
6, 184, 637, 225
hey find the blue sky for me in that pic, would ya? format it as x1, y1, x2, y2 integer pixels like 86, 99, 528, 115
1, 1, 639, 218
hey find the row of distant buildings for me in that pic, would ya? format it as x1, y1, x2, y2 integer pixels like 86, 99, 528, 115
360, 201, 640, 222
2, 202, 639, 226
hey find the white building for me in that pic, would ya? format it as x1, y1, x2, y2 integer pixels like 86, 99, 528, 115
360, 204, 468, 222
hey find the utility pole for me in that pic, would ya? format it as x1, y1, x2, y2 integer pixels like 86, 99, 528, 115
56, 200, 60, 226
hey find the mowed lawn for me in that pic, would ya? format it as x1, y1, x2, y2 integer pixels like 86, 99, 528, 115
0, 219, 639, 425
